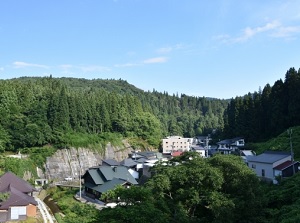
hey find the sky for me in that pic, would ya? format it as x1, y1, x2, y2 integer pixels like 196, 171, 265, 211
1, 0, 300, 99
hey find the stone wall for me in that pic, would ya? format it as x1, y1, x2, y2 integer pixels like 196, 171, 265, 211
44, 142, 132, 181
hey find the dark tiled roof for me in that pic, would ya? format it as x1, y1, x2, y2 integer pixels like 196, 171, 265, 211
191, 145, 206, 150
85, 178, 127, 194
217, 137, 244, 145
274, 161, 299, 171
136, 158, 148, 163
84, 166, 138, 186
0, 172, 36, 194
136, 151, 157, 158
102, 159, 120, 166
120, 158, 137, 167
87, 169, 105, 185
0, 185, 37, 209
247, 151, 291, 164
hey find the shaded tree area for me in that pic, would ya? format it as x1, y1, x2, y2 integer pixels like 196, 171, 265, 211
263, 173, 300, 223
0, 76, 228, 151
223, 67, 300, 142
97, 153, 264, 223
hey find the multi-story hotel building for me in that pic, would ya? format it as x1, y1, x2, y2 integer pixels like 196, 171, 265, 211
162, 136, 192, 154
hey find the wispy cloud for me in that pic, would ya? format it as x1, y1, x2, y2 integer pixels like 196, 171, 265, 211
237, 21, 281, 42
214, 20, 300, 43
114, 63, 140, 68
58, 64, 110, 73
157, 47, 173, 54
143, 57, 168, 64
0, 67, 4, 71
13, 61, 49, 69
59, 64, 73, 69
156, 44, 186, 54
271, 26, 300, 38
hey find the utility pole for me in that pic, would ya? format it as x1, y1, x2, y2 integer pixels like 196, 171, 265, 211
288, 128, 295, 175
77, 151, 82, 199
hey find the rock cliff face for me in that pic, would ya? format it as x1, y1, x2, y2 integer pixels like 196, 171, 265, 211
44, 142, 132, 181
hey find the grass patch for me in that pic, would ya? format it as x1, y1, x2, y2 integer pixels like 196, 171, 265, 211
248, 126, 300, 159
64, 131, 123, 153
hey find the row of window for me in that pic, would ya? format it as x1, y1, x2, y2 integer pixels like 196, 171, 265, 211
165, 141, 187, 144
165, 146, 187, 148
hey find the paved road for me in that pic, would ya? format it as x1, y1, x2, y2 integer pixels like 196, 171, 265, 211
35, 197, 55, 223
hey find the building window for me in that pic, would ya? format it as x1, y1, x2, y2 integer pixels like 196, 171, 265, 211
251, 164, 256, 169
262, 169, 265, 177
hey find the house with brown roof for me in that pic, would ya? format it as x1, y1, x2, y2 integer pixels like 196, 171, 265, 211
0, 171, 37, 222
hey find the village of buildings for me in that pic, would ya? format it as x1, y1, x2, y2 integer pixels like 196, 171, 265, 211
0, 135, 299, 222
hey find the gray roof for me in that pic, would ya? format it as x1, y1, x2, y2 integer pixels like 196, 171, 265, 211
217, 137, 244, 145
191, 145, 206, 150
87, 169, 105, 185
247, 151, 291, 164
120, 158, 137, 167
85, 166, 138, 186
85, 178, 127, 194
102, 159, 120, 166
136, 158, 148, 163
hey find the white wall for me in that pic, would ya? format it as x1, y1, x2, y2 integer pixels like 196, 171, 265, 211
162, 136, 192, 154
248, 162, 274, 180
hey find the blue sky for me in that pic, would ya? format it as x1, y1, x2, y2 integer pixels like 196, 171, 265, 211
1, 0, 300, 99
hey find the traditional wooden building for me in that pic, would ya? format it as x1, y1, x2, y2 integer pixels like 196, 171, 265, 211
0, 171, 37, 222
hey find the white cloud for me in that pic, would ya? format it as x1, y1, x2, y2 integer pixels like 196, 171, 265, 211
0, 67, 4, 71
156, 44, 186, 54
114, 63, 140, 68
143, 57, 168, 64
59, 64, 73, 69
157, 47, 173, 54
271, 26, 300, 38
235, 21, 280, 42
58, 64, 111, 73
215, 20, 300, 43
13, 61, 49, 69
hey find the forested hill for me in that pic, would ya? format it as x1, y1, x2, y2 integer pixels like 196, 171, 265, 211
15, 76, 144, 95
223, 67, 300, 143
0, 76, 228, 151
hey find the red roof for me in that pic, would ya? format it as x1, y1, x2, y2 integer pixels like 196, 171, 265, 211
172, 151, 183, 157
274, 161, 298, 171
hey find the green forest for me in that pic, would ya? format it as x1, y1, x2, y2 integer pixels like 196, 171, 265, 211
2, 67, 300, 222
0, 75, 228, 152
223, 67, 300, 142
50, 153, 300, 223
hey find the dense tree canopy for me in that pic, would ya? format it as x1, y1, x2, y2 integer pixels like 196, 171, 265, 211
98, 153, 263, 223
0, 76, 227, 151
223, 67, 300, 142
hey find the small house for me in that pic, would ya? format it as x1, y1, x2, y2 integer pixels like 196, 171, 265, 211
247, 151, 299, 182
0, 172, 37, 222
